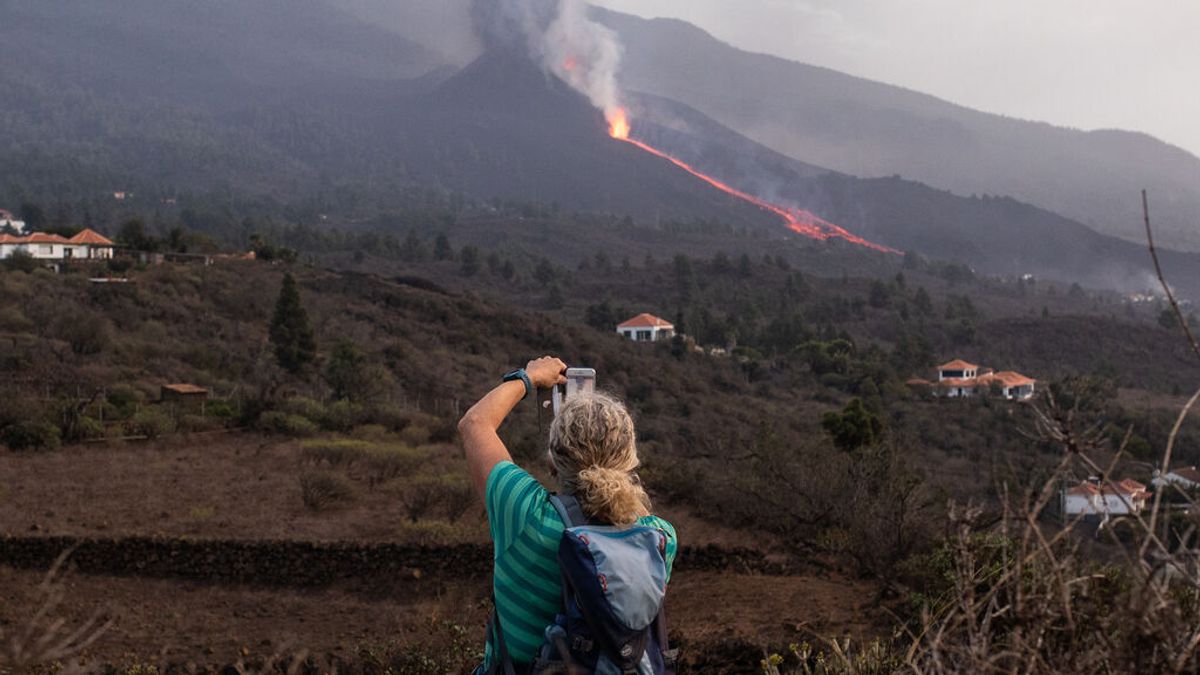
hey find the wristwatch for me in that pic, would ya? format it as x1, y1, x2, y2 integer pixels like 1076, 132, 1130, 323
502, 368, 534, 399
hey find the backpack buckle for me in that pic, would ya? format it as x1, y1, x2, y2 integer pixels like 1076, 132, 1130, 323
570, 635, 595, 653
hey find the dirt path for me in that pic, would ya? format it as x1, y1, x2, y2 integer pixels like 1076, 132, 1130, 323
0, 565, 880, 672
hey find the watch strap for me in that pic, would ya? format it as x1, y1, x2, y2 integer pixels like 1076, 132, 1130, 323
502, 369, 533, 399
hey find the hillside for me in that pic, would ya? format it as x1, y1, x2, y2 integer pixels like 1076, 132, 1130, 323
595, 7, 1200, 253
4, 0, 1200, 301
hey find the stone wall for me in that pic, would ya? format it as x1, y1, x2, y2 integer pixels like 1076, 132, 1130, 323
0, 535, 795, 585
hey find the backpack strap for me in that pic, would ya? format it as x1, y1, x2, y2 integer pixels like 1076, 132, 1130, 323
549, 493, 589, 528
485, 605, 529, 675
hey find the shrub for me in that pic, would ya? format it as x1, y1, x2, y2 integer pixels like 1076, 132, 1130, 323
300, 439, 374, 467
363, 446, 424, 488
351, 424, 389, 440
259, 411, 318, 437
299, 471, 355, 511
106, 384, 143, 418
128, 407, 176, 439
441, 476, 477, 523
177, 414, 224, 433
75, 416, 105, 441
322, 399, 365, 432
278, 396, 326, 423
400, 423, 432, 447
401, 476, 444, 522
0, 422, 62, 451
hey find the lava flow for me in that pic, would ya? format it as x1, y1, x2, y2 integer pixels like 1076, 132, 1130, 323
607, 109, 898, 254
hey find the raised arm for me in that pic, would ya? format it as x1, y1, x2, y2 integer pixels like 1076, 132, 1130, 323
458, 356, 567, 498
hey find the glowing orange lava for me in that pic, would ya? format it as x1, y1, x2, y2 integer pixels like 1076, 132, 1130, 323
607, 108, 630, 141
607, 108, 898, 254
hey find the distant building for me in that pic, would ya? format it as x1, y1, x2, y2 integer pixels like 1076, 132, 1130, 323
908, 358, 1036, 400
1152, 466, 1200, 491
1062, 478, 1150, 517
617, 313, 675, 342
0, 229, 116, 261
161, 383, 210, 412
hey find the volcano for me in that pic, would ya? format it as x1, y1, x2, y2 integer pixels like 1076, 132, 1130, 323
369, 48, 789, 230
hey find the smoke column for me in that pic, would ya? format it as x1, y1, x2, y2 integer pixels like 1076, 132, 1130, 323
472, 0, 625, 127
473, 0, 897, 254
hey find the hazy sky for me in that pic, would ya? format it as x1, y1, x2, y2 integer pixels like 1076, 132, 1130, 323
590, 0, 1200, 157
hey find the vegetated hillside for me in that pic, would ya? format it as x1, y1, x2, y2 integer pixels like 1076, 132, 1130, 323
0, 2, 780, 229
594, 7, 1200, 253
4, 0, 1198, 301
631, 93, 1200, 300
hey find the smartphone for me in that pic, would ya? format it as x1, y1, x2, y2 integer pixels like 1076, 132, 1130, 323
552, 367, 596, 415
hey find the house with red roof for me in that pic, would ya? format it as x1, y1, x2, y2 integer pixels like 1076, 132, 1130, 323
1062, 477, 1150, 517
908, 358, 1037, 400
616, 313, 675, 343
0, 228, 115, 261
1152, 466, 1200, 491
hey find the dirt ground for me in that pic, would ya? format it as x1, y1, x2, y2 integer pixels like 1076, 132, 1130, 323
0, 435, 764, 548
0, 564, 880, 671
0, 434, 883, 672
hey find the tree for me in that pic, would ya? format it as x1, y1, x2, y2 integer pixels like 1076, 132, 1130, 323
324, 339, 393, 402
117, 219, 158, 251
460, 245, 480, 276
433, 233, 454, 261
822, 398, 883, 452
1159, 308, 1179, 330
19, 202, 46, 230
269, 273, 316, 374
869, 280, 891, 308
913, 287, 934, 316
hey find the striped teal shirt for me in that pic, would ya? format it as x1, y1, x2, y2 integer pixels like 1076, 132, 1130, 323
482, 461, 677, 668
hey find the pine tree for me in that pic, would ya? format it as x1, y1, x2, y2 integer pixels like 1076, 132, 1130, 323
269, 273, 316, 374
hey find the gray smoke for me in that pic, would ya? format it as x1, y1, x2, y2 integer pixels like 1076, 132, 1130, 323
472, 0, 625, 123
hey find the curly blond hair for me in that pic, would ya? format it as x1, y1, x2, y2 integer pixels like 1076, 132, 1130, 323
548, 392, 651, 525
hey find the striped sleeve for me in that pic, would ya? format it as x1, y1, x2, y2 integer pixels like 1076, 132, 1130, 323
485, 461, 549, 556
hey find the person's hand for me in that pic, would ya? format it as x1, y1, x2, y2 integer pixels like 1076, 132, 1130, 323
526, 356, 568, 389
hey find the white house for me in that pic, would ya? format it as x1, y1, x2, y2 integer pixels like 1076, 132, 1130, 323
909, 358, 1037, 400
617, 313, 675, 342
1152, 466, 1200, 491
1062, 478, 1150, 517
0, 229, 115, 261
0, 209, 26, 234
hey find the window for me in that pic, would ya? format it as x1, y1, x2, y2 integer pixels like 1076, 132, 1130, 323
636, 330, 652, 341
39, 245, 52, 255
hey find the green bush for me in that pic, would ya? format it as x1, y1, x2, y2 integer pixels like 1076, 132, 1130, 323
129, 407, 176, 439
299, 470, 355, 511
363, 446, 425, 488
0, 421, 62, 451
178, 414, 224, 433
400, 423, 432, 447
279, 396, 326, 422
322, 399, 365, 432
259, 411, 318, 437
106, 385, 144, 418
76, 416, 106, 441
300, 438, 374, 467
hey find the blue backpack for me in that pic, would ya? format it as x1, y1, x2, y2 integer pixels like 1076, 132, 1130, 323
486, 494, 677, 675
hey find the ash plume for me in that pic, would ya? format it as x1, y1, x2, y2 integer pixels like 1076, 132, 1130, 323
471, 0, 624, 120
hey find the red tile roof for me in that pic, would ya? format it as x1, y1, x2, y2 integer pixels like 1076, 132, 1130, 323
939, 359, 979, 371
68, 228, 115, 246
1066, 480, 1149, 499
1168, 467, 1200, 484
618, 313, 674, 329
